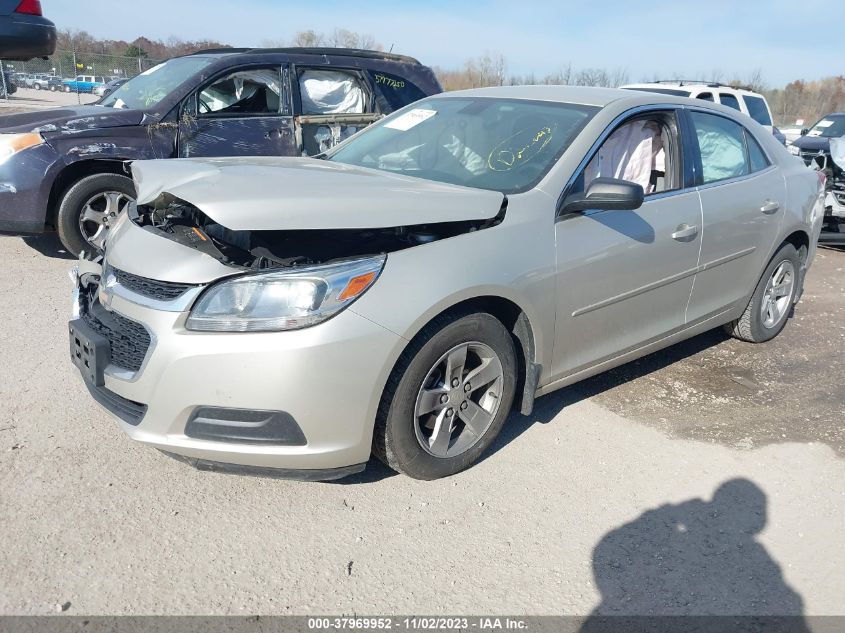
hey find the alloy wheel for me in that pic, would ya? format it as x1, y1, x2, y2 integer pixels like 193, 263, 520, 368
78, 190, 132, 250
413, 341, 505, 458
760, 260, 795, 329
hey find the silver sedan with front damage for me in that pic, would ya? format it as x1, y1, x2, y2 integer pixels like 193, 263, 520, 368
68, 86, 825, 480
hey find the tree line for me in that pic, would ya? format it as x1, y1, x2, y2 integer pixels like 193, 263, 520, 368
53, 28, 845, 127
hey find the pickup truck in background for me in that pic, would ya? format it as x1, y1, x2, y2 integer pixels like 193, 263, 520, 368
62, 75, 106, 93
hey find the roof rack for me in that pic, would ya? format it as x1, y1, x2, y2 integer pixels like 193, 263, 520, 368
652, 79, 756, 92
189, 47, 421, 65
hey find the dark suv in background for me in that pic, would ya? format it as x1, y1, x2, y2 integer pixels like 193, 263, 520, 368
0, 0, 56, 60
0, 47, 441, 254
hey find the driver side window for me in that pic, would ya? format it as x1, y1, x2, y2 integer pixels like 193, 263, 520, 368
572, 111, 681, 198
197, 68, 287, 117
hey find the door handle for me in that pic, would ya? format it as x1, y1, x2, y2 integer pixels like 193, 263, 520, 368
671, 224, 699, 241
761, 200, 780, 214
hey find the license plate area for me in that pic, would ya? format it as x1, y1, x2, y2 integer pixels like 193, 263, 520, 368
69, 318, 110, 386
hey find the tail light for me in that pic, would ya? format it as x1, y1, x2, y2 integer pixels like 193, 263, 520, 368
15, 0, 43, 15
818, 170, 827, 190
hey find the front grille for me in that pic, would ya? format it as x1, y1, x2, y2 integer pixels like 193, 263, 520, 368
800, 150, 825, 166
112, 267, 195, 301
81, 299, 151, 373
84, 380, 147, 426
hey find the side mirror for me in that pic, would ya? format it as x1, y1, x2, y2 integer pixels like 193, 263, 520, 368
562, 177, 645, 214
800, 128, 809, 136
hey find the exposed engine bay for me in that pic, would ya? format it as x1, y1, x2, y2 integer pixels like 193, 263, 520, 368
130, 195, 505, 270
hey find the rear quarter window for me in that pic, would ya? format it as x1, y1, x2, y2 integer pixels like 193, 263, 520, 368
719, 93, 741, 111
743, 95, 772, 126
367, 70, 428, 112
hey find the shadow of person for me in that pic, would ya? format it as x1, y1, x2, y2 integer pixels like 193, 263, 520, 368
581, 479, 809, 633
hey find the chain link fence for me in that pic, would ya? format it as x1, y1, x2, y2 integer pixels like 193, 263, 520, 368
2, 49, 164, 101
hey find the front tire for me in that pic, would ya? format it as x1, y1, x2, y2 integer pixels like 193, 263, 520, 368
374, 311, 517, 480
724, 243, 800, 343
56, 173, 136, 257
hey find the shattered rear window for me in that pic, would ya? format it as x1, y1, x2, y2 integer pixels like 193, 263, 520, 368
328, 97, 598, 194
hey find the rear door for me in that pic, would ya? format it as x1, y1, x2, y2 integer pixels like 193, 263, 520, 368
684, 109, 785, 323
177, 64, 296, 158
292, 65, 381, 155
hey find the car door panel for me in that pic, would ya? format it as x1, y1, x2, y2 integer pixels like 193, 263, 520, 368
687, 168, 785, 322
683, 110, 786, 323
178, 65, 296, 158
552, 190, 702, 378
179, 116, 296, 158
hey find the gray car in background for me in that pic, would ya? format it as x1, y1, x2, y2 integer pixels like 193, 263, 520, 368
69, 86, 825, 480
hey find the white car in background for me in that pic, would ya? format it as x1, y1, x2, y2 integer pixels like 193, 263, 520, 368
622, 81, 777, 136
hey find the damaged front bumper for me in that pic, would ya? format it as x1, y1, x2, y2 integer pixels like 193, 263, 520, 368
68, 249, 404, 479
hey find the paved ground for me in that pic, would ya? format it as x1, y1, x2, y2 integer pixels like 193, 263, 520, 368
0, 87, 98, 113
0, 231, 842, 618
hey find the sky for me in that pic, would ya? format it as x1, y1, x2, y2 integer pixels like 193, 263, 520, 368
45, 0, 844, 88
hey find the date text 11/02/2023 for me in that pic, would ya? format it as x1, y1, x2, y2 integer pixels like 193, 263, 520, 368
306, 617, 528, 630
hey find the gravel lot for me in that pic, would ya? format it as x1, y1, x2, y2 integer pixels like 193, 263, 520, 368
0, 230, 842, 618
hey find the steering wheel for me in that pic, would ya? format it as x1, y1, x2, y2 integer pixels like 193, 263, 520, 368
198, 97, 212, 114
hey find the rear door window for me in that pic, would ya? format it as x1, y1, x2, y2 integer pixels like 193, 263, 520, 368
743, 95, 772, 126
298, 69, 366, 114
745, 132, 770, 172
695, 92, 714, 102
689, 111, 749, 184
719, 93, 741, 111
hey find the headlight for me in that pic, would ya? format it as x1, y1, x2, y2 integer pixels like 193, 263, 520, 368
788, 145, 800, 156
0, 133, 44, 165
186, 255, 386, 332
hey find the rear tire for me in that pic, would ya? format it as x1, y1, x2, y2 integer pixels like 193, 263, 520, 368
723, 243, 800, 343
374, 311, 517, 480
56, 173, 136, 257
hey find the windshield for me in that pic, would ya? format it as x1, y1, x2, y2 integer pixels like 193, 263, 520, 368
807, 115, 845, 139
98, 57, 215, 110
328, 97, 598, 193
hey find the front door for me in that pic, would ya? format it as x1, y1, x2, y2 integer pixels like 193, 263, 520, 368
552, 109, 702, 379
178, 66, 296, 158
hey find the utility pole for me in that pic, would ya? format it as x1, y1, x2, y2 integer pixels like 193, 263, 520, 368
0, 61, 7, 100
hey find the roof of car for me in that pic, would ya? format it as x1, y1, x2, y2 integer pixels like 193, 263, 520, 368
188, 46, 422, 65
622, 81, 762, 95
432, 85, 645, 107
431, 85, 771, 124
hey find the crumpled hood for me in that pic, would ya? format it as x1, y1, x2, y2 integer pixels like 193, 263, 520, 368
0, 105, 145, 135
131, 156, 505, 231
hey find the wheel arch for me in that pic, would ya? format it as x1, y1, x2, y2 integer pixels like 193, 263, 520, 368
378, 294, 541, 420
47, 159, 132, 228
781, 229, 810, 261
780, 229, 811, 302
